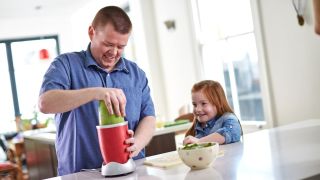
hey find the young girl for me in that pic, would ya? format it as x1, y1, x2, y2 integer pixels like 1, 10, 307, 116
183, 80, 242, 145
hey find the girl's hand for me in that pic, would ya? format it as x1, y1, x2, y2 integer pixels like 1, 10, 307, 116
183, 135, 199, 145
125, 129, 140, 158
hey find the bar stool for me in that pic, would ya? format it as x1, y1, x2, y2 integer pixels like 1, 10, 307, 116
0, 145, 23, 180
0, 161, 19, 179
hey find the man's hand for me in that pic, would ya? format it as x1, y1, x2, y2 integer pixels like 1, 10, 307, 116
125, 130, 141, 158
97, 88, 126, 117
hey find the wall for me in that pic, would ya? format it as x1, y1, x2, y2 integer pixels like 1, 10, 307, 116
258, 0, 320, 126
148, 0, 201, 120
0, 16, 73, 52
129, 0, 169, 119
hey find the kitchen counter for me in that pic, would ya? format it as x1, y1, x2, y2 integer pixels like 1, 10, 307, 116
23, 122, 192, 179
22, 126, 56, 144
45, 119, 320, 180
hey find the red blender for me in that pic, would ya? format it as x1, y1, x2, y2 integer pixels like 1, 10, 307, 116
96, 101, 136, 176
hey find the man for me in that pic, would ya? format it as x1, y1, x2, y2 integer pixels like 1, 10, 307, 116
38, 6, 156, 175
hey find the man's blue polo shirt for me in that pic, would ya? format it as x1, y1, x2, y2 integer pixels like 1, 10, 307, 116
39, 45, 155, 175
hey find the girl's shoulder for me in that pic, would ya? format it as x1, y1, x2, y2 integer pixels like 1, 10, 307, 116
220, 112, 238, 121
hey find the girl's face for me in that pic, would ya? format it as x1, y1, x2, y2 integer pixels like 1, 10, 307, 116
192, 90, 217, 124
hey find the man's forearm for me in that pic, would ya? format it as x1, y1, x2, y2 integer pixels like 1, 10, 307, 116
38, 88, 98, 114
134, 116, 156, 150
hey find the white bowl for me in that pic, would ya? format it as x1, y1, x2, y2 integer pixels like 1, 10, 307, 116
178, 142, 219, 170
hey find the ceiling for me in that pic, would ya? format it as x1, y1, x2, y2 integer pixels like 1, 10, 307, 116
0, 0, 128, 19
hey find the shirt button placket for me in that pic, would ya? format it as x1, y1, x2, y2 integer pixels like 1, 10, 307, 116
106, 73, 112, 88
106, 73, 113, 87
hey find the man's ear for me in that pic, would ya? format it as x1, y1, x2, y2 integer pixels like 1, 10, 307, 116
88, 26, 94, 40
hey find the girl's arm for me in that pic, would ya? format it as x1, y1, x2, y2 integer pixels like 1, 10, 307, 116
199, 117, 241, 145
199, 133, 225, 144
183, 132, 225, 145
214, 118, 242, 144
183, 116, 241, 145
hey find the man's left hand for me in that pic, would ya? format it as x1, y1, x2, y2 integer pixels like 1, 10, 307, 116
125, 129, 140, 158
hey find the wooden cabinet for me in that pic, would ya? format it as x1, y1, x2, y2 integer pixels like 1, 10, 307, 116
145, 132, 177, 156
24, 134, 57, 180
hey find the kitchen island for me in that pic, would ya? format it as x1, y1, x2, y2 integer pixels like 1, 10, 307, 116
46, 119, 320, 180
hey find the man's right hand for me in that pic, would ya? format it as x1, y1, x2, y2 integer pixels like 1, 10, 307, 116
96, 88, 126, 117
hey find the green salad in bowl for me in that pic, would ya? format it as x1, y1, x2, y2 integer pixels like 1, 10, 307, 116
180, 142, 215, 150
178, 142, 219, 169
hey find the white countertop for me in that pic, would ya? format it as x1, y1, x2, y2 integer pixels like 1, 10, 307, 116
46, 119, 320, 180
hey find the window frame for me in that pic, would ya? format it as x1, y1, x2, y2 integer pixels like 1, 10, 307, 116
0, 35, 60, 133
188, 0, 274, 131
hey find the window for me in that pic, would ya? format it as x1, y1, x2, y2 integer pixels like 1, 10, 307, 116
0, 36, 59, 133
191, 0, 265, 122
12, 39, 58, 120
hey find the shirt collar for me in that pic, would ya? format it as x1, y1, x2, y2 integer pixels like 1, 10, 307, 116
84, 43, 129, 73
85, 44, 99, 68
113, 57, 129, 73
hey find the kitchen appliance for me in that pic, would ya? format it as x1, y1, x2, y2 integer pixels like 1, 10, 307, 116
96, 121, 136, 176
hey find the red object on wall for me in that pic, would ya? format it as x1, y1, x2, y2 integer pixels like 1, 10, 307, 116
39, 49, 49, 60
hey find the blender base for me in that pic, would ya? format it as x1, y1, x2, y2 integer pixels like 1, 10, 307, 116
101, 158, 136, 176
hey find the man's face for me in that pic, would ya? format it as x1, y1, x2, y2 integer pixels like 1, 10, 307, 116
89, 23, 130, 71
